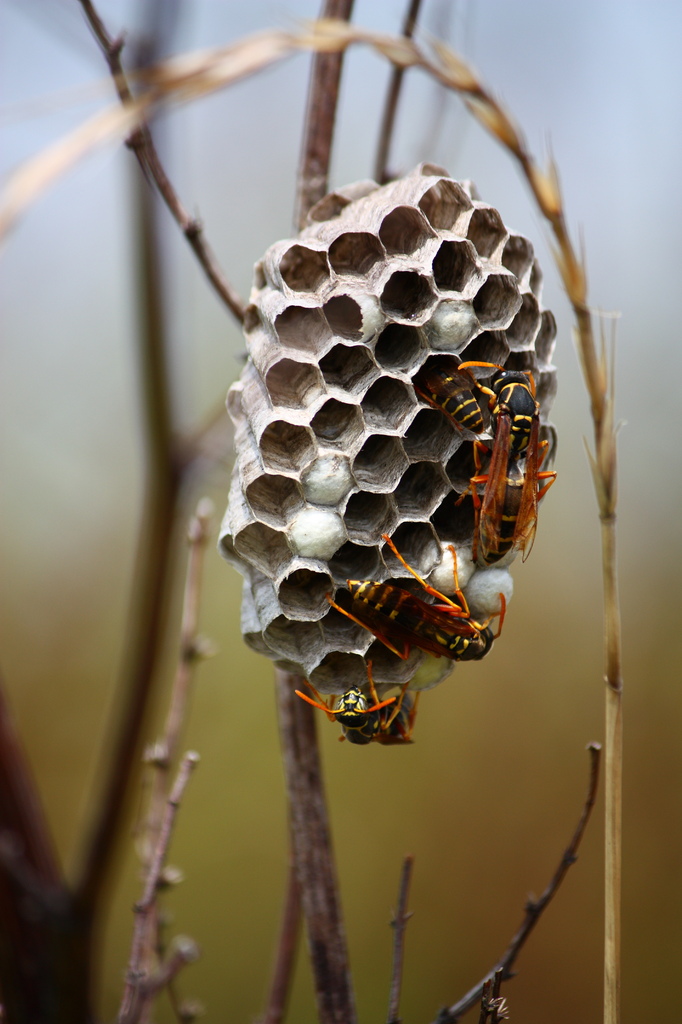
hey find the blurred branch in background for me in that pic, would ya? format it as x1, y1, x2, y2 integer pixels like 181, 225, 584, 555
117, 499, 214, 1021
437, 743, 601, 1023
373, 0, 422, 185
78, 0, 245, 324
386, 854, 414, 1024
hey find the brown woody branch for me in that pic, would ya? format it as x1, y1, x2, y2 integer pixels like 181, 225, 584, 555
387, 854, 414, 1024
374, 0, 423, 184
294, 0, 356, 230
434, 743, 601, 1023
276, 670, 357, 1024
78, 0, 245, 323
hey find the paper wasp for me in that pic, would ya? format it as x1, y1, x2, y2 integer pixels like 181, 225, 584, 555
329, 533, 504, 666
460, 368, 556, 564
412, 356, 500, 435
296, 664, 418, 745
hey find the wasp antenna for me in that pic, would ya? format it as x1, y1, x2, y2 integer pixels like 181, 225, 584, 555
294, 688, 336, 721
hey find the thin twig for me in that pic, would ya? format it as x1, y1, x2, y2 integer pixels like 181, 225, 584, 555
78, 0, 245, 323
386, 854, 414, 1024
130, 498, 214, 1016
374, 0, 423, 184
118, 752, 200, 1024
276, 669, 357, 1024
434, 743, 601, 1023
259, 862, 302, 1024
294, 0, 356, 230
75, 137, 180, 924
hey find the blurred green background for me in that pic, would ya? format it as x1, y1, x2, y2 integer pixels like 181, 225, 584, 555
2, 1, 681, 1021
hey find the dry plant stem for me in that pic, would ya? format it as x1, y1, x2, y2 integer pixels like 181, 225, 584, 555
260, 862, 302, 1024
135, 499, 213, 1012
294, 0, 356, 230
435, 743, 601, 1023
75, 170, 179, 923
78, 0, 245, 323
386, 854, 414, 1024
276, 669, 357, 1024
373, 0, 423, 184
118, 752, 200, 1024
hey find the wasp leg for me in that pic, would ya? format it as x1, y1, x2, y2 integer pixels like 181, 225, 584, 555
326, 593, 410, 660
294, 683, 336, 721
384, 676, 412, 730
380, 534, 468, 617
492, 592, 506, 638
536, 470, 557, 501
364, 661, 397, 715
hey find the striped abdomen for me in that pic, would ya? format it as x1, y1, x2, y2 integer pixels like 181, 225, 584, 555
347, 580, 482, 660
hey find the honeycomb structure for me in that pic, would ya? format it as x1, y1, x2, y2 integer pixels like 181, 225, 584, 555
220, 164, 557, 695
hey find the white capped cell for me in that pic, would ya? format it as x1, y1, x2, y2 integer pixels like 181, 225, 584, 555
301, 455, 353, 505
465, 567, 514, 620
287, 508, 346, 560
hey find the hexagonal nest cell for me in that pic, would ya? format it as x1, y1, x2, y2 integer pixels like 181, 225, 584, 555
220, 163, 558, 689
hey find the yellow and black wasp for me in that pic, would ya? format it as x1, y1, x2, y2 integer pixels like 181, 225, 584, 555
464, 368, 557, 563
412, 356, 499, 435
296, 668, 418, 745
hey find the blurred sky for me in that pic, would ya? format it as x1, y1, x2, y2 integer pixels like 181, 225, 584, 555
2, 2, 682, 1022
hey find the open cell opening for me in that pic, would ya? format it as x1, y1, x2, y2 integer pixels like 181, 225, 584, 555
329, 541, 382, 583
382, 522, 440, 579
535, 310, 557, 365
311, 399, 364, 448
467, 206, 507, 258
278, 244, 330, 292
328, 231, 384, 275
394, 461, 449, 519
319, 344, 377, 394
263, 617, 322, 663
344, 492, 396, 544
361, 377, 415, 431
374, 324, 425, 372
264, 359, 323, 408
274, 305, 331, 354
353, 435, 407, 491
245, 475, 303, 528
233, 521, 290, 578
506, 292, 541, 350
259, 420, 315, 474
403, 408, 459, 463
323, 294, 364, 340
431, 490, 476, 544
309, 651, 370, 695
364, 642, 423, 687
445, 443, 480, 492
432, 239, 479, 292
253, 262, 266, 290
243, 304, 260, 333
379, 206, 435, 254
529, 260, 543, 297
473, 274, 521, 329
459, 330, 509, 368
277, 569, 333, 621
504, 351, 538, 376
308, 191, 352, 222
535, 369, 558, 412
321, 603, 372, 652
381, 271, 436, 321
419, 179, 471, 230
502, 235, 534, 282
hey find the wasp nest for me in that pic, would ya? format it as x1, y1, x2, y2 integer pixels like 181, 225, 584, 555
220, 164, 557, 694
